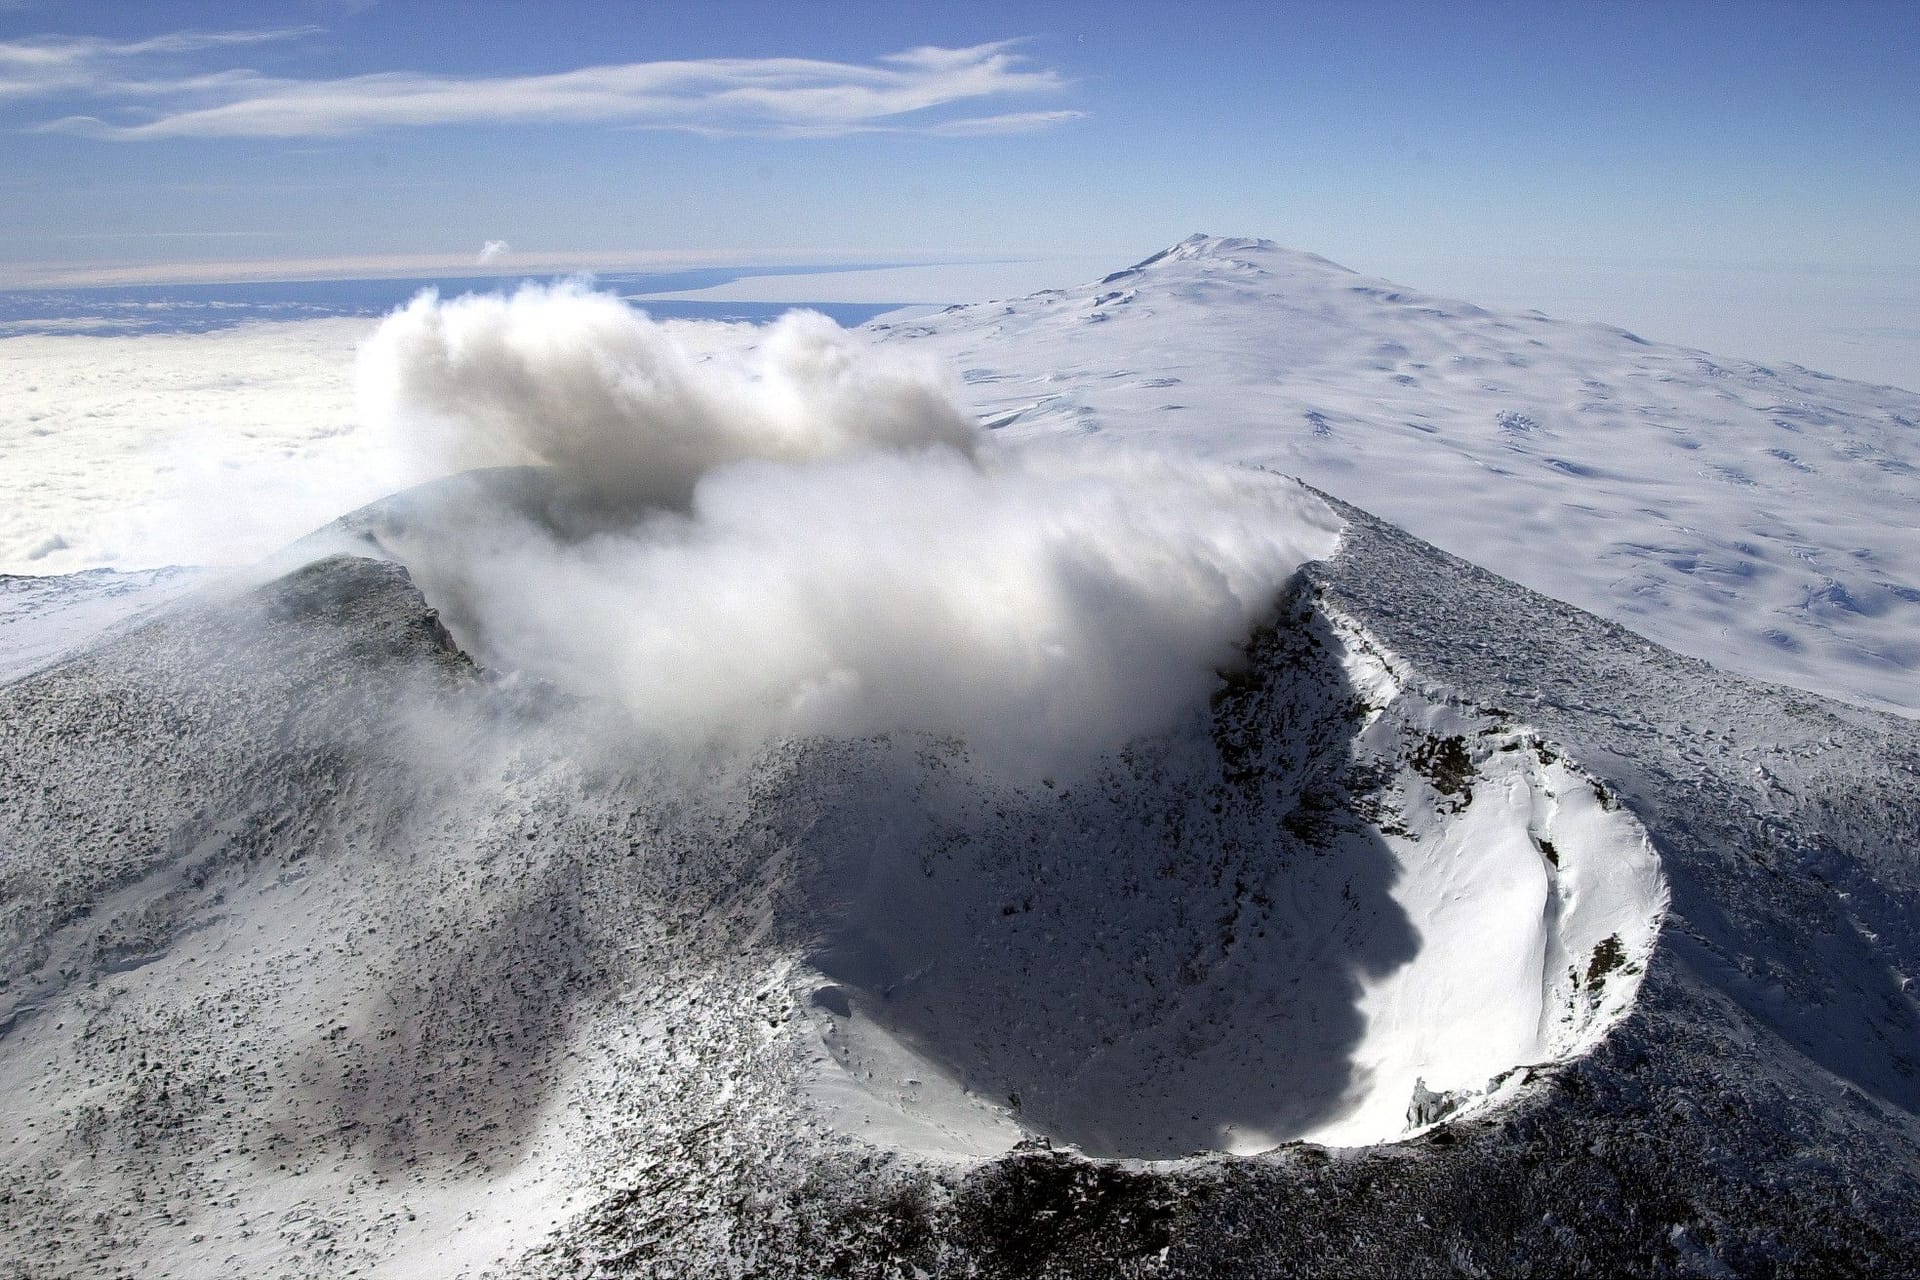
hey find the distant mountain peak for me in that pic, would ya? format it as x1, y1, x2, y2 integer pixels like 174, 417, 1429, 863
890, 235, 1920, 720
1173, 232, 1278, 256
1104, 234, 1355, 284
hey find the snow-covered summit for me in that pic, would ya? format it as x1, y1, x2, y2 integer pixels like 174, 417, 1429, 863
885, 236, 1920, 716
1100, 233, 1355, 281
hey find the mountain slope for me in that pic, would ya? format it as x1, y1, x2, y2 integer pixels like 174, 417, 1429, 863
0, 567, 199, 685
1, 501, 1915, 1275
880, 234, 1920, 717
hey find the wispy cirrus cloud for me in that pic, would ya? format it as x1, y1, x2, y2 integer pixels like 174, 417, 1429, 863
924, 109, 1087, 138
7, 29, 1082, 139
0, 27, 321, 100
677, 107, 1090, 141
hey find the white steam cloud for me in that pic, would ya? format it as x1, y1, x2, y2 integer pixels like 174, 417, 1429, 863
476, 239, 509, 265
355, 284, 1339, 772
358, 282, 977, 509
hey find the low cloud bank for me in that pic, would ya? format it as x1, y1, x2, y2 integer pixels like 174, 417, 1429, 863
357, 284, 1338, 771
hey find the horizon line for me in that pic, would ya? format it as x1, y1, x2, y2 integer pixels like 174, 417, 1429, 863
0, 248, 1031, 291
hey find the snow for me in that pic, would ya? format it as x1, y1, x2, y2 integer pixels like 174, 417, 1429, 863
0, 566, 200, 686
1308, 647, 1667, 1148
878, 234, 1920, 717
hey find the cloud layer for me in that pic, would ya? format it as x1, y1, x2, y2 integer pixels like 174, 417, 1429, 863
5, 28, 1081, 139
0, 318, 387, 577
357, 285, 1338, 772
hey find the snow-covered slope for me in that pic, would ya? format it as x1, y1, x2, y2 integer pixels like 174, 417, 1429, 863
1, 506, 1912, 1276
0, 567, 198, 685
881, 235, 1920, 716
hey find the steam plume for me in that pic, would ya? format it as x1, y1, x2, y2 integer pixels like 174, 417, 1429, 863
355, 284, 1339, 772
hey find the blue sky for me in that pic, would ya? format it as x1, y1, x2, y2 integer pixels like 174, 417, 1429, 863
2, 1, 1918, 383
3, 1, 1915, 274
